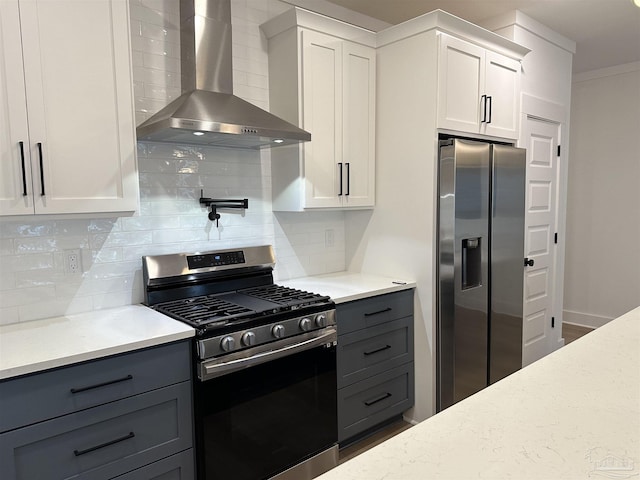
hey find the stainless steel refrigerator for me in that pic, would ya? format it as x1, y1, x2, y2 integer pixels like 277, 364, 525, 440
437, 137, 526, 412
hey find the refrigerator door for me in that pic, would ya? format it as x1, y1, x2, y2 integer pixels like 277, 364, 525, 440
489, 145, 526, 384
437, 139, 491, 410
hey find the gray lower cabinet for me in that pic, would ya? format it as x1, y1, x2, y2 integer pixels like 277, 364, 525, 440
337, 290, 415, 444
0, 341, 194, 480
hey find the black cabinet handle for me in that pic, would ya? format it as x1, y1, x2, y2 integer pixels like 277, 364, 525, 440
37, 142, 45, 196
338, 162, 343, 196
363, 307, 392, 317
524, 258, 535, 267
345, 162, 350, 196
70, 374, 133, 394
364, 392, 392, 407
486, 95, 492, 124
18, 141, 27, 196
363, 344, 392, 356
481, 94, 487, 123
74, 431, 135, 457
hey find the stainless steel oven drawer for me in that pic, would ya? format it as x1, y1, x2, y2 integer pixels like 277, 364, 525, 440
337, 316, 414, 388
0, 341, 190, 433
0, 381, 192, 480
338, 362, 415, 443
337, 290, 414, 335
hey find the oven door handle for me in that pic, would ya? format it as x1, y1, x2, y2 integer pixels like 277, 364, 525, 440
199, 327, 337, 381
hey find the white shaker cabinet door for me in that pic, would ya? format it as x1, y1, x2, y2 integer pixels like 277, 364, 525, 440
301, 29, 343, 209
483, 51, 520, 139
437, 34, 485, 134
17, 0, 138, 215
0, 1, 33, 215
342, 41, 375, 208
437, 34, 521, 140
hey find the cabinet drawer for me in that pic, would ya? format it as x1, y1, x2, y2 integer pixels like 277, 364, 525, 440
338, 316, 413, 388
0, 341, 191, 433
337, 290, 413, 335
338, 363, 414, 443
0, 381, 192, 480
114, 449, 194, 480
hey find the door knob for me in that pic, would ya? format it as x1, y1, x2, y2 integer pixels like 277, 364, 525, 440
524, 258, 535, 267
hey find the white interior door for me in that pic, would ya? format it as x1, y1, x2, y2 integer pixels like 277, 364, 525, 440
522, 116, 560, 366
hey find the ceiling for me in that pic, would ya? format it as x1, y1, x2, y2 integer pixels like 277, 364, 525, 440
322, 0, 640, 74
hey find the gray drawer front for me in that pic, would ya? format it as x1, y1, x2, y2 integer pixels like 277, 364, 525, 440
0, 341, 190, 433
338, 316, 414, 388
337, 290, 414, 335
114, 449, 194, 480
338, 363, 414, 443
0, 381, 193, 480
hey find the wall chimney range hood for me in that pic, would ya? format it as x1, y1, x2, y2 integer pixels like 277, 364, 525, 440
136, 0, 310, 149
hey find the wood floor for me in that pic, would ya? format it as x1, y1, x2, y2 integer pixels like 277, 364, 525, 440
337, 322, 594, 465
563, 322, 594, 344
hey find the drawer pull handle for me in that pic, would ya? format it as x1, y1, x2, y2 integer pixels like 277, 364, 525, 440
364, 392, 392, 407
74, 431, 135, 457
70, 374, 133, 394
364, 344, 392, 356
364, 307, 392, 317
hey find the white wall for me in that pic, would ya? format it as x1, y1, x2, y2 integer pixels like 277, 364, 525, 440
0, 0, 347, 325
564, 63, 640, 327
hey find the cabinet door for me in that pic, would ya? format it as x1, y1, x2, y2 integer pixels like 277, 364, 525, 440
437, 34, 485, 134
18, 0, 138, 214
342, 42, 375, 207
301, 29, 342, 208
482, 51, 520, 139
0, 1, 34, 215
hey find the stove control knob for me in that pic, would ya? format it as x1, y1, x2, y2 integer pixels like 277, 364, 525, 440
242, 331, 256, 347
315, 314, 327, 328
220, 336, 235, 352
299, 317, 312, 331
272, 324, 285, 339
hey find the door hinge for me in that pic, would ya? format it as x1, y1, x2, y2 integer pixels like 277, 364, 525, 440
551, 316, 555, 328
554, 232, 558, 244
557, 145, 561, 156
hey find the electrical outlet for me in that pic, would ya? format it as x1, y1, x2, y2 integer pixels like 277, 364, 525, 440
325, 229, 335, 248
65, 249, 82, 274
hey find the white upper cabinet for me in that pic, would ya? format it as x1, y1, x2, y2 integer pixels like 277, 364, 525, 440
438, 33, 521, 139
0, 0, 138, 216
262, 9, 375, 211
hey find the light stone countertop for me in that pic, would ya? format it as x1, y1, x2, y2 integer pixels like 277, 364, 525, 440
279, 272, 416, 304
0, 305, 195, 380
318, 305, 640, 480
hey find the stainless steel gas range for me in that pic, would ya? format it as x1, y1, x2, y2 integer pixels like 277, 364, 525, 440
142, 245, 338, 480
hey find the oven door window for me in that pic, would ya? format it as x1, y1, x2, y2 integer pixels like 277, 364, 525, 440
195, 343, 337, 480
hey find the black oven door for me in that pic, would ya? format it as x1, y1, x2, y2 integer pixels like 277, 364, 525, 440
194, 336, 337, 480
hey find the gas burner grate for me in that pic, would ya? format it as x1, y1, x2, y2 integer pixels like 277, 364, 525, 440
240, 285, 330, 308
155, 295, 254, 326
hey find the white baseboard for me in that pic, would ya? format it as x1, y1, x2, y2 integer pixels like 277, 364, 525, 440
562, 309, 613, 329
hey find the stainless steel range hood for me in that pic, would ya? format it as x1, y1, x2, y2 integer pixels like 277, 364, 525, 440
136, 0, 310, 149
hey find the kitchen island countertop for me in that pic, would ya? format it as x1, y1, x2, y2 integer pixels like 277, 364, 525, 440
0, 305, 195, 380
318, 305, 640, 479
279, 272, 416, 304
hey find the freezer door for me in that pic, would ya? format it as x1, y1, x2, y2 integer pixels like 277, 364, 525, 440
489, 144, 526, 384
437, 139, 491, 411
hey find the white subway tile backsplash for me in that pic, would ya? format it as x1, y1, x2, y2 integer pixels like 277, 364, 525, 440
142, 52, 180, 73
0, 0, 346, 325
139, 22, 180, 45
